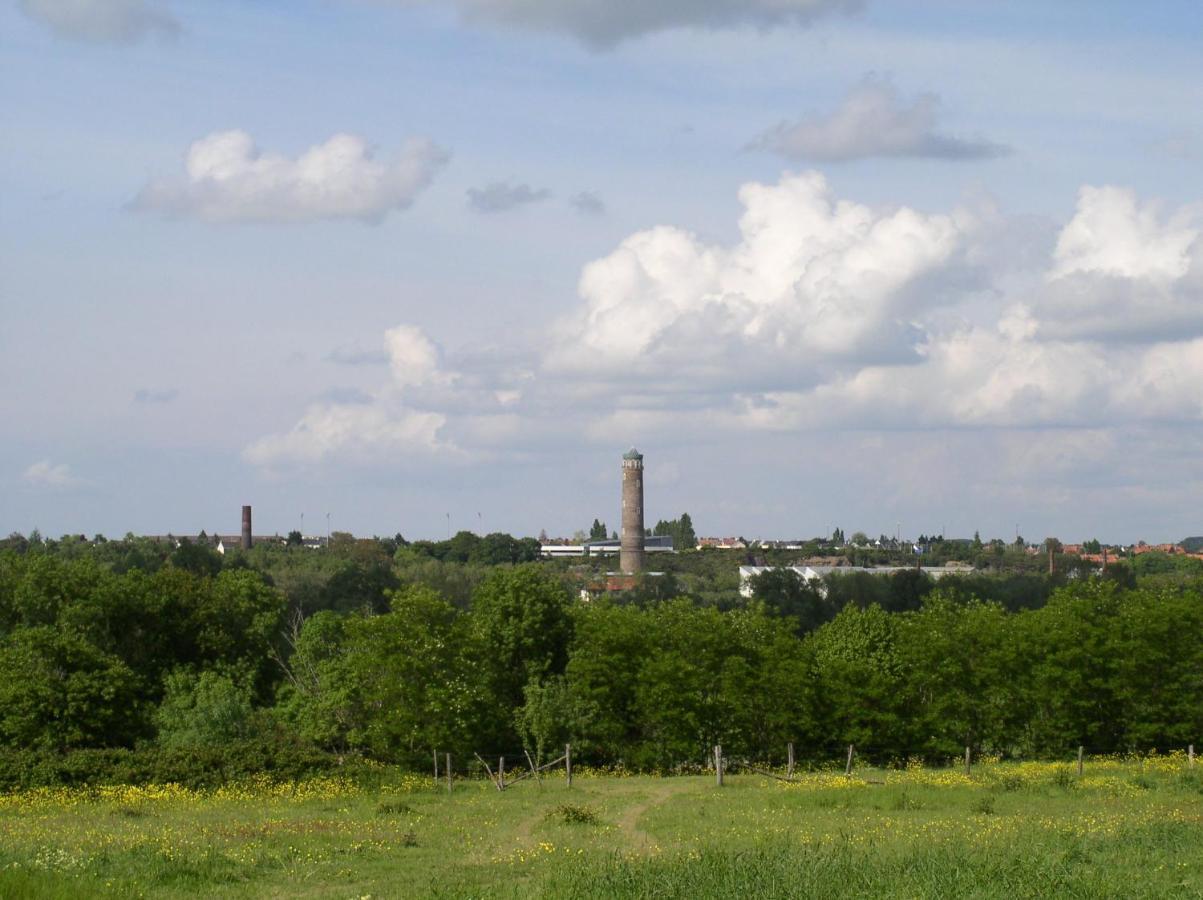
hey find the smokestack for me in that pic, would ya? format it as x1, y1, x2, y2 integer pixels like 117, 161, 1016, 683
620, 448, 644, 575
241, 505, 252, 550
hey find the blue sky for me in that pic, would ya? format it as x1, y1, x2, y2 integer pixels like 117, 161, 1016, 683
3, 0, 1203, 543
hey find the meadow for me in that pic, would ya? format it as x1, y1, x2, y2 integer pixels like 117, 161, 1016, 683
1, 756, 1201, 899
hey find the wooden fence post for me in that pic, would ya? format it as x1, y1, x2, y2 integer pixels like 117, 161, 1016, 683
434, 749, 439, 784
964, 746, 971, 776
715, 745, 724, 786
475, 753, 502, 791
1077, 746, 1084, 777
499, 757, 505, 790
845, 744, 855, 776
446, 753, 452, 793
524, 749, 540, 785
787, 742, 795, 779
566, 743, 572, 789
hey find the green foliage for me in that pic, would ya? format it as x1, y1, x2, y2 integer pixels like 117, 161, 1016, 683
2, 531, 1203, 779
516, 676, 575, 765
652, 513, 697, 551
747, 568, 833, 633
471, 565, 573, 717
155, 670, 257, 749
546, 803, 602, 825
0, 626, 143, 751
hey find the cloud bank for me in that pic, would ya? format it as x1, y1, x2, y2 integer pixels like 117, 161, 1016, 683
246, 172, 1203, 471
132, 131, 449, 224
755, 78, 1009, 162
404, 0, 860, 47
570, 191, 606, 215
467, 181, 551, 213
19, 0, 179, 43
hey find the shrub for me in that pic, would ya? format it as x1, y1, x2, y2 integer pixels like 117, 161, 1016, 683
547, 804, 602, 825
971, 796, 996, 815
1050, 765, 1076, 789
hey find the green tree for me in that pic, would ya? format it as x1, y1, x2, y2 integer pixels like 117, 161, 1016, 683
155, 669, 257, 749
471, 565, 573, 724
748, 568, 832, 633
347, 586, 486, 762
807, 605, 909, 756
274, 611, 362, 754
516, 675, 576, 765
0, 626, 143, 750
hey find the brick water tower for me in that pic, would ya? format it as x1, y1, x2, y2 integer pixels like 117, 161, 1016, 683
620, 448, 645, 575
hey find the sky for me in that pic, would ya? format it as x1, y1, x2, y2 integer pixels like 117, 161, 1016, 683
3, 0, 1203, 544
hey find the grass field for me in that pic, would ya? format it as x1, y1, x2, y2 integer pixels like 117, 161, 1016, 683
1, 756, 1201, 898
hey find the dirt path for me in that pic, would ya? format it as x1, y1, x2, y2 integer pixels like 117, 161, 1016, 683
613, 781, 685, 851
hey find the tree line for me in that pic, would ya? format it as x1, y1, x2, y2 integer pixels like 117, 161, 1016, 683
0, 536, 1199, 785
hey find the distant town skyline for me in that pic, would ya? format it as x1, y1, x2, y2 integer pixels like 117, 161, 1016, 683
3, 1, 1203, 543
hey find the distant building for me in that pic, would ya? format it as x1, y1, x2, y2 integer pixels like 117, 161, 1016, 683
540, 534, 673, 559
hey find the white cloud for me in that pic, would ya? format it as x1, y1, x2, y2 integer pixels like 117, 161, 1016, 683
245, 325, 462, 467
1032, 186, 1203, 342
385, 324, 442, 387
467, 181, 551, 213
1050, 186, 1195, 282
243, 402, 451, 466
19, 0, 179, 43
246, 174, 1203, 485
23, 460, 80, 489
546, 170, 964, 384
405, 0, 860, 47
754, 77, 1009, 162
132, 130, 449, 224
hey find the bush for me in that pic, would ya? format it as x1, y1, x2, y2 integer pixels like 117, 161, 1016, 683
0, 737, 343, 791
155, 670, 257, 750
547, 803, 602, 825
971, 795, 996, 815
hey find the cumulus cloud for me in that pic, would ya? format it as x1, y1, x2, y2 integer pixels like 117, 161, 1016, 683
245, 325, 462, 467
247, 173, 1203, 482
546, 170, 964, 385
570, 191, 606, 215
467, 181, 551, 213
1030, 186, 1203, 342
403, 0, 859, 47
23, 460, 80, 489
19, 0, 179, 43
132, 130, 449, 224
1050, 186, 1195, 282
754, 77, 1010, 162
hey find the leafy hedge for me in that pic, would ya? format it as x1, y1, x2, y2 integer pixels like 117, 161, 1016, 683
0, 739, 346, 791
